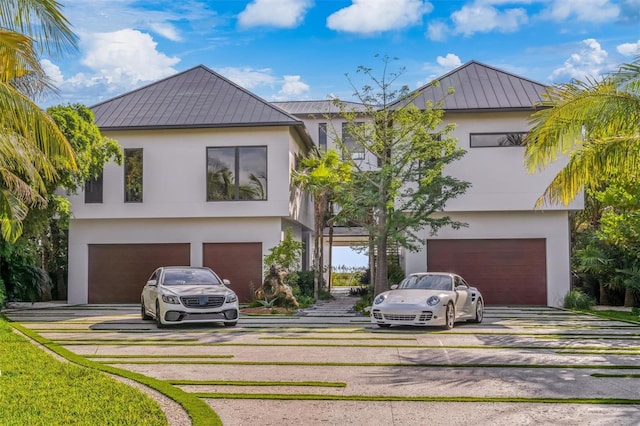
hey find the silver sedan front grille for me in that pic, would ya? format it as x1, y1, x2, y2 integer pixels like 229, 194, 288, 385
180, 295, 225, 308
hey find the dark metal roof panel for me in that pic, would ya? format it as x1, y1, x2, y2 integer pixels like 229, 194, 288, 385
92, 65, 302, 129
273, 100, 368, 115
408, 61, 548, 111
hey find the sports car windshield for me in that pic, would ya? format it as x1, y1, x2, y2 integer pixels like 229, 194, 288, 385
398, 275, 452, 291
162, 269, 222, 286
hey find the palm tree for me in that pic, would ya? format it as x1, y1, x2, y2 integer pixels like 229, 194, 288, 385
524, 57, 640, 207
0, 0, 78, 241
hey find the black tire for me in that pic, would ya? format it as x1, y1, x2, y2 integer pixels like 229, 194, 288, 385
444, 303, 455, 330
141, 300, 152, 320
377, 324, 391, 328
224, 321, 237, 327
471, 299, 484, 324
155, 301, 166, 329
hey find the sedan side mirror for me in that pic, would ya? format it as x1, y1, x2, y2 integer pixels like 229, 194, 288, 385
146, 279, 157, 287
223, 279, 231, 286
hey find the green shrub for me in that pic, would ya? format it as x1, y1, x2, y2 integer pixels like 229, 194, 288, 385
0, 278, 5, 308
564, 290, 596, 310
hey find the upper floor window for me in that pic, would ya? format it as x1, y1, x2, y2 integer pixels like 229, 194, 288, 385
470, 132, 527, 148
84, 173, 103, 203
124, 148, 143, 202
342, 122, 365, 160
207, 146, 267, 201
318, 123, 327, 151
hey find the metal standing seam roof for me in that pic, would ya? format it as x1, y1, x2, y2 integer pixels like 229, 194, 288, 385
91, 65, 306, 130
404, 60, 549, 112
272, 100, 368, 115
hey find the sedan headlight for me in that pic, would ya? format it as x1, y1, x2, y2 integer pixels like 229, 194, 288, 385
374, 294, 387, 305
225, 293, 238, 303
426, 295, 440, 306
162, 294, 180, 304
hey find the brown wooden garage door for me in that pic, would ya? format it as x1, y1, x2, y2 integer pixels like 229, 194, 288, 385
88, 243, 190, 303
203, 243, 262, 303
427, 239, 547, 305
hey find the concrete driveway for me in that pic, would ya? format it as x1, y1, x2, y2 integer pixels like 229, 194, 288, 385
5, 301, 640, 425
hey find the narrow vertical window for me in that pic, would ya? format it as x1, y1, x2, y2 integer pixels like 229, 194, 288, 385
342, 122, 365, 160
84, 173, 103, 203
124, 148, 143, 202
318, 123, 327, 151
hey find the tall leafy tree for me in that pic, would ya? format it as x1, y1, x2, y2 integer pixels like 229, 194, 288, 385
334, 56, 470, 296
0, 0, 78, 241
525, 57, 640, 206
293, 149, 351, 299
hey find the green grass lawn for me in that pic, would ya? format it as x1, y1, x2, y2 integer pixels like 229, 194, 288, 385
0, 318, 167, 426
588, 309, 640, 324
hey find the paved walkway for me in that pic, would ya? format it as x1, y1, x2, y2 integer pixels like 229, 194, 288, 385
298, 286, 360, 317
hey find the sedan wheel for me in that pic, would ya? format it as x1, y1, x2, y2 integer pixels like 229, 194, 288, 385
155, 301, 166, 329
472, 299, 484, 323
444, 303, 455, 330
141, 300, 152, 320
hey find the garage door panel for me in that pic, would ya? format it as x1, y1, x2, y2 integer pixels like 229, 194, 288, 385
203, 243, 262, 303
88, 243, 190, 304
427, 239, 546, 306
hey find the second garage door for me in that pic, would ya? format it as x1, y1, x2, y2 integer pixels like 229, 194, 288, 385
427, 239, 547, 305
203, 243, 262, 303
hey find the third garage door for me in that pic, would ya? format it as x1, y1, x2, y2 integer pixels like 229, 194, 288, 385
427, 239, 547, 305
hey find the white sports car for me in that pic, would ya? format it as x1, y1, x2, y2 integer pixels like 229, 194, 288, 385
141, 266, 239, 328
370, 272, 484, 329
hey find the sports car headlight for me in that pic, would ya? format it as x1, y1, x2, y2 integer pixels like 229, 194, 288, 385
225, 293, 238, 303
374, 294, 387, 305
162, 294, 180, 304
426, 295, 440, 306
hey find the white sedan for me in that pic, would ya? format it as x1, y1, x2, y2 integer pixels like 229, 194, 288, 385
141, 266, 239, 328
370, 272, 484, 329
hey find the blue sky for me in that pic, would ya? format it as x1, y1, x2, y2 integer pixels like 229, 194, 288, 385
40, 0, 639, 109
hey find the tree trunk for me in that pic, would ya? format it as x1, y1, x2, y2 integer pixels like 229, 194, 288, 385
599, 282, 611, 306
328, 203, 334, 292
368, 235, 376, 292
624, 287, 634, 308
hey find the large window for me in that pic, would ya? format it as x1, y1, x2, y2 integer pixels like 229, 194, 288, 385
207, 146, 267, 201
124, 148, 143, 202
342, 122, 365, 160
84, 173, 103, 203
318, 123, 327, 151
470, 132, 527, 147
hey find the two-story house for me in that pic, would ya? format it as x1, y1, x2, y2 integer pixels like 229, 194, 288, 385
66, 65, 314, 304
276, 61, 583, 307
67, 61, 581, 307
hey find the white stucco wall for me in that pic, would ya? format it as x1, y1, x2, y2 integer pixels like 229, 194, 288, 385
404, 210, 572, 307
67, 217, 283, 304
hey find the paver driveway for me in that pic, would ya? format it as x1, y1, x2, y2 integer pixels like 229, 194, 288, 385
5, 303, 640, 425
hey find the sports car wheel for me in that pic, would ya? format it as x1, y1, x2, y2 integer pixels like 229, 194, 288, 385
377, 324, 391, 328
155, 301, 166, 329
472, 299, 484, 323
444, 303, 455, 330
141, 300, 152, 320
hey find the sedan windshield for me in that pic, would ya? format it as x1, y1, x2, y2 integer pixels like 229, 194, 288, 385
162, 269, 222, 286
398, 275, 452, 291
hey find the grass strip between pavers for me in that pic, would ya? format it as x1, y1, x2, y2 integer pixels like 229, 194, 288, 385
194, 393, 640, 405
9, 322, 222, 426
557, 350, 640, 355
85, 354, 235, 359
95, 359, 640, 369
168, 380, 346, 387
592, 373, 640, 378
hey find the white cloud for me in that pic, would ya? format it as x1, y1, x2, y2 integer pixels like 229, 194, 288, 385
41, 59, 65, 87
541, 0, 620, 23
436, 54, 462, 68
451, 3, 528, 36
149, 22, 182, 41
216, 67, 279, 89
327, 0, 433, 35
238, 0, 313, 28
80, 29, 180, 88
276, 75, 310, 99
427, 21, 449, 41
617, 40, 640, 57
549, 38, 611, 82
